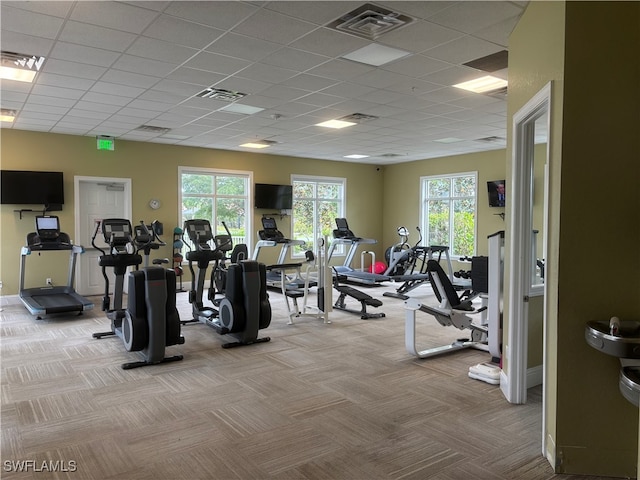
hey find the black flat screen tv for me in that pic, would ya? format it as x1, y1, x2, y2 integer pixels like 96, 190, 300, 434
254, 183, 293, 210
487, 179, 506, 207
0, 170, 64, 206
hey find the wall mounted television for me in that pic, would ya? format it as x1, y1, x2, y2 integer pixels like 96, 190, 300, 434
0, 170, 64, 208
254, 183, 293, 210
487, 179, 506, 207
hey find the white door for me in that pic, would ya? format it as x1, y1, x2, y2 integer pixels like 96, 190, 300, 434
75, 177, 132, 296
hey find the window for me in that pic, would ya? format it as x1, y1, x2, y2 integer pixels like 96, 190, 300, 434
420, 173, 476, 258
292, 175, 346, 256
179, 167, 252, 249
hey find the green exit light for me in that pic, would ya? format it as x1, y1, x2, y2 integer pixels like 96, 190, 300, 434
96, 136, 114, 151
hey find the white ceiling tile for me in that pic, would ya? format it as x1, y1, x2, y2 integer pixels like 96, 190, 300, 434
126, 36, 199, 63
290, 27, 369, 57
0, 0, 529, 164
163, 1, 259, 29
70, 2, 159, 33
49, 41, 121, 67
206, 32, 281, 61
232, 8, 317, 45
184, 51, 251, 75
59, 21, 137, 52
143, 15, 224, 48
111, 54, 179, 77
0, 6, 64, 38
264, 2, 362, 26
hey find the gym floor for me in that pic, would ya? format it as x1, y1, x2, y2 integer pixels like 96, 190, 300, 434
1, 281, 619, 479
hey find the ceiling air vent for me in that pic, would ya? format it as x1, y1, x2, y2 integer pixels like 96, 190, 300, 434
340, 113, 379, 123
475, 136, 506, 144
327, 3, 414, 41
135, 125, 171, 134
379, 153, 404, 158
485, 86, 508, 99
196, 87, 247, 101
463, 50, 508, 73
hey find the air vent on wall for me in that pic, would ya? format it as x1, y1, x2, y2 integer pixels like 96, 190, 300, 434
196, 87, 248, 101
340, 113, 379, 123
327, 3, 414, 41
135, 125, 172, 134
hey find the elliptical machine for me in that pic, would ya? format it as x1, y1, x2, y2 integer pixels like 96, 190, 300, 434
183, 219, 271, 348
92, 218, 184, 369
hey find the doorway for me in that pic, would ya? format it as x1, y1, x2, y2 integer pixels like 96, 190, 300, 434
74, 177, 132, 296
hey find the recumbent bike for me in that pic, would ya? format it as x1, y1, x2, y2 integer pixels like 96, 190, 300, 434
92, 218, 184, 369
183, 219, 271, 348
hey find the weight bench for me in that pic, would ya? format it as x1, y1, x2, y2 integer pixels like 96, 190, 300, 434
332, 270, 385, 319
404, 259, 488, 358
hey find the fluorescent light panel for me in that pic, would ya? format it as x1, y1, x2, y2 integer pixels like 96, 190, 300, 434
240, 140, 276, 149
344, 154, 369, 159
315, 119, 357, 129
220, 103, 264, 115
342, 43, 411, 67
0, 52, 45, 83
0, 109, 16, 122
452, 75, 508, 93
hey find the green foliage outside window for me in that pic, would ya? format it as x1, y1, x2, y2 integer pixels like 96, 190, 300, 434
292, 178, 344, 255
423, 174, 476, 257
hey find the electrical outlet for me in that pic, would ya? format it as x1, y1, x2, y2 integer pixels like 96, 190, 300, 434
46, 278, 52, 286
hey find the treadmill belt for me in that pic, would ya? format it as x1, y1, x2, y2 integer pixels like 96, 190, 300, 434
30, 293, 84, 313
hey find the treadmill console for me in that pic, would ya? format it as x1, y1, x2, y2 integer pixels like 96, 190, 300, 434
333, 218, 358, 240
259, 217, 285, 242
36, 215, 61, 241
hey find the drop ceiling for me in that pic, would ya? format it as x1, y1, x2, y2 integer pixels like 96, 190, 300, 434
0, 1, 528, 165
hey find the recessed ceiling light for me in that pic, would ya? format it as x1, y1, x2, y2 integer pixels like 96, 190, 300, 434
452, 75, 508, 94
0, 109, 17, 122
342, 43, 411, 67
239, 140, 276, 149
0, 51, 45, 83
315, 119, 357, 129
344, 154, 369, 159
434, 137, 465, 144
220, 104, 265, 115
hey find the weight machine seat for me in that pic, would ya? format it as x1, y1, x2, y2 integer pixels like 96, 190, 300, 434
427, 259, 474, 311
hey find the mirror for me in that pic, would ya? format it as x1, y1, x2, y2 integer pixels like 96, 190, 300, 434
531, 112, 548, 289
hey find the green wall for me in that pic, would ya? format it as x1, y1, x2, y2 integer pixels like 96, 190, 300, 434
382, 149, 507, 260
509, 1, 640, 476
0, 129, 384, 295
554, 1, 640, 476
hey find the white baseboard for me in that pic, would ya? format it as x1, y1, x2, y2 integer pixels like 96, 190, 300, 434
527, 364, 543, 388
1, 294, 21, 307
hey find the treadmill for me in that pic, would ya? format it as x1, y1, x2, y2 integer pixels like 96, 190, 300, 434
19, 215, 94, 319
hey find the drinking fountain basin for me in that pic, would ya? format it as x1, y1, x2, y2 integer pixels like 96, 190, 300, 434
585, 320, 640, 358
620, 367, 640, 407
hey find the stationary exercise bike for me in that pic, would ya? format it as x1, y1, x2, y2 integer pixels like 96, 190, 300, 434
183, 219, 271, 347
92, 218, 184, 369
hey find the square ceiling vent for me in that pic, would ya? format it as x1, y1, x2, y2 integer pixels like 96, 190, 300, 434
196, 87, 247, 101
327, 3, 414, 41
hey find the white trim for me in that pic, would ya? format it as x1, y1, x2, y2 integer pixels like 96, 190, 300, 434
419, 171, 478, 257
1, 294, 21, 306
527, 364, 544, 388
178, 166, 253, 251
506, 82, 551, 406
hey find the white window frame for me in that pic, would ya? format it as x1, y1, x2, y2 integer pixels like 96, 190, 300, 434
178, 166, 253, 251
420, 172, 477, 258
291, 174, 346, 258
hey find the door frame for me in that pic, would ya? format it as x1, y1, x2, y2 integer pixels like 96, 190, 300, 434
503, 81, 551, 428
74, 176, 132, 292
